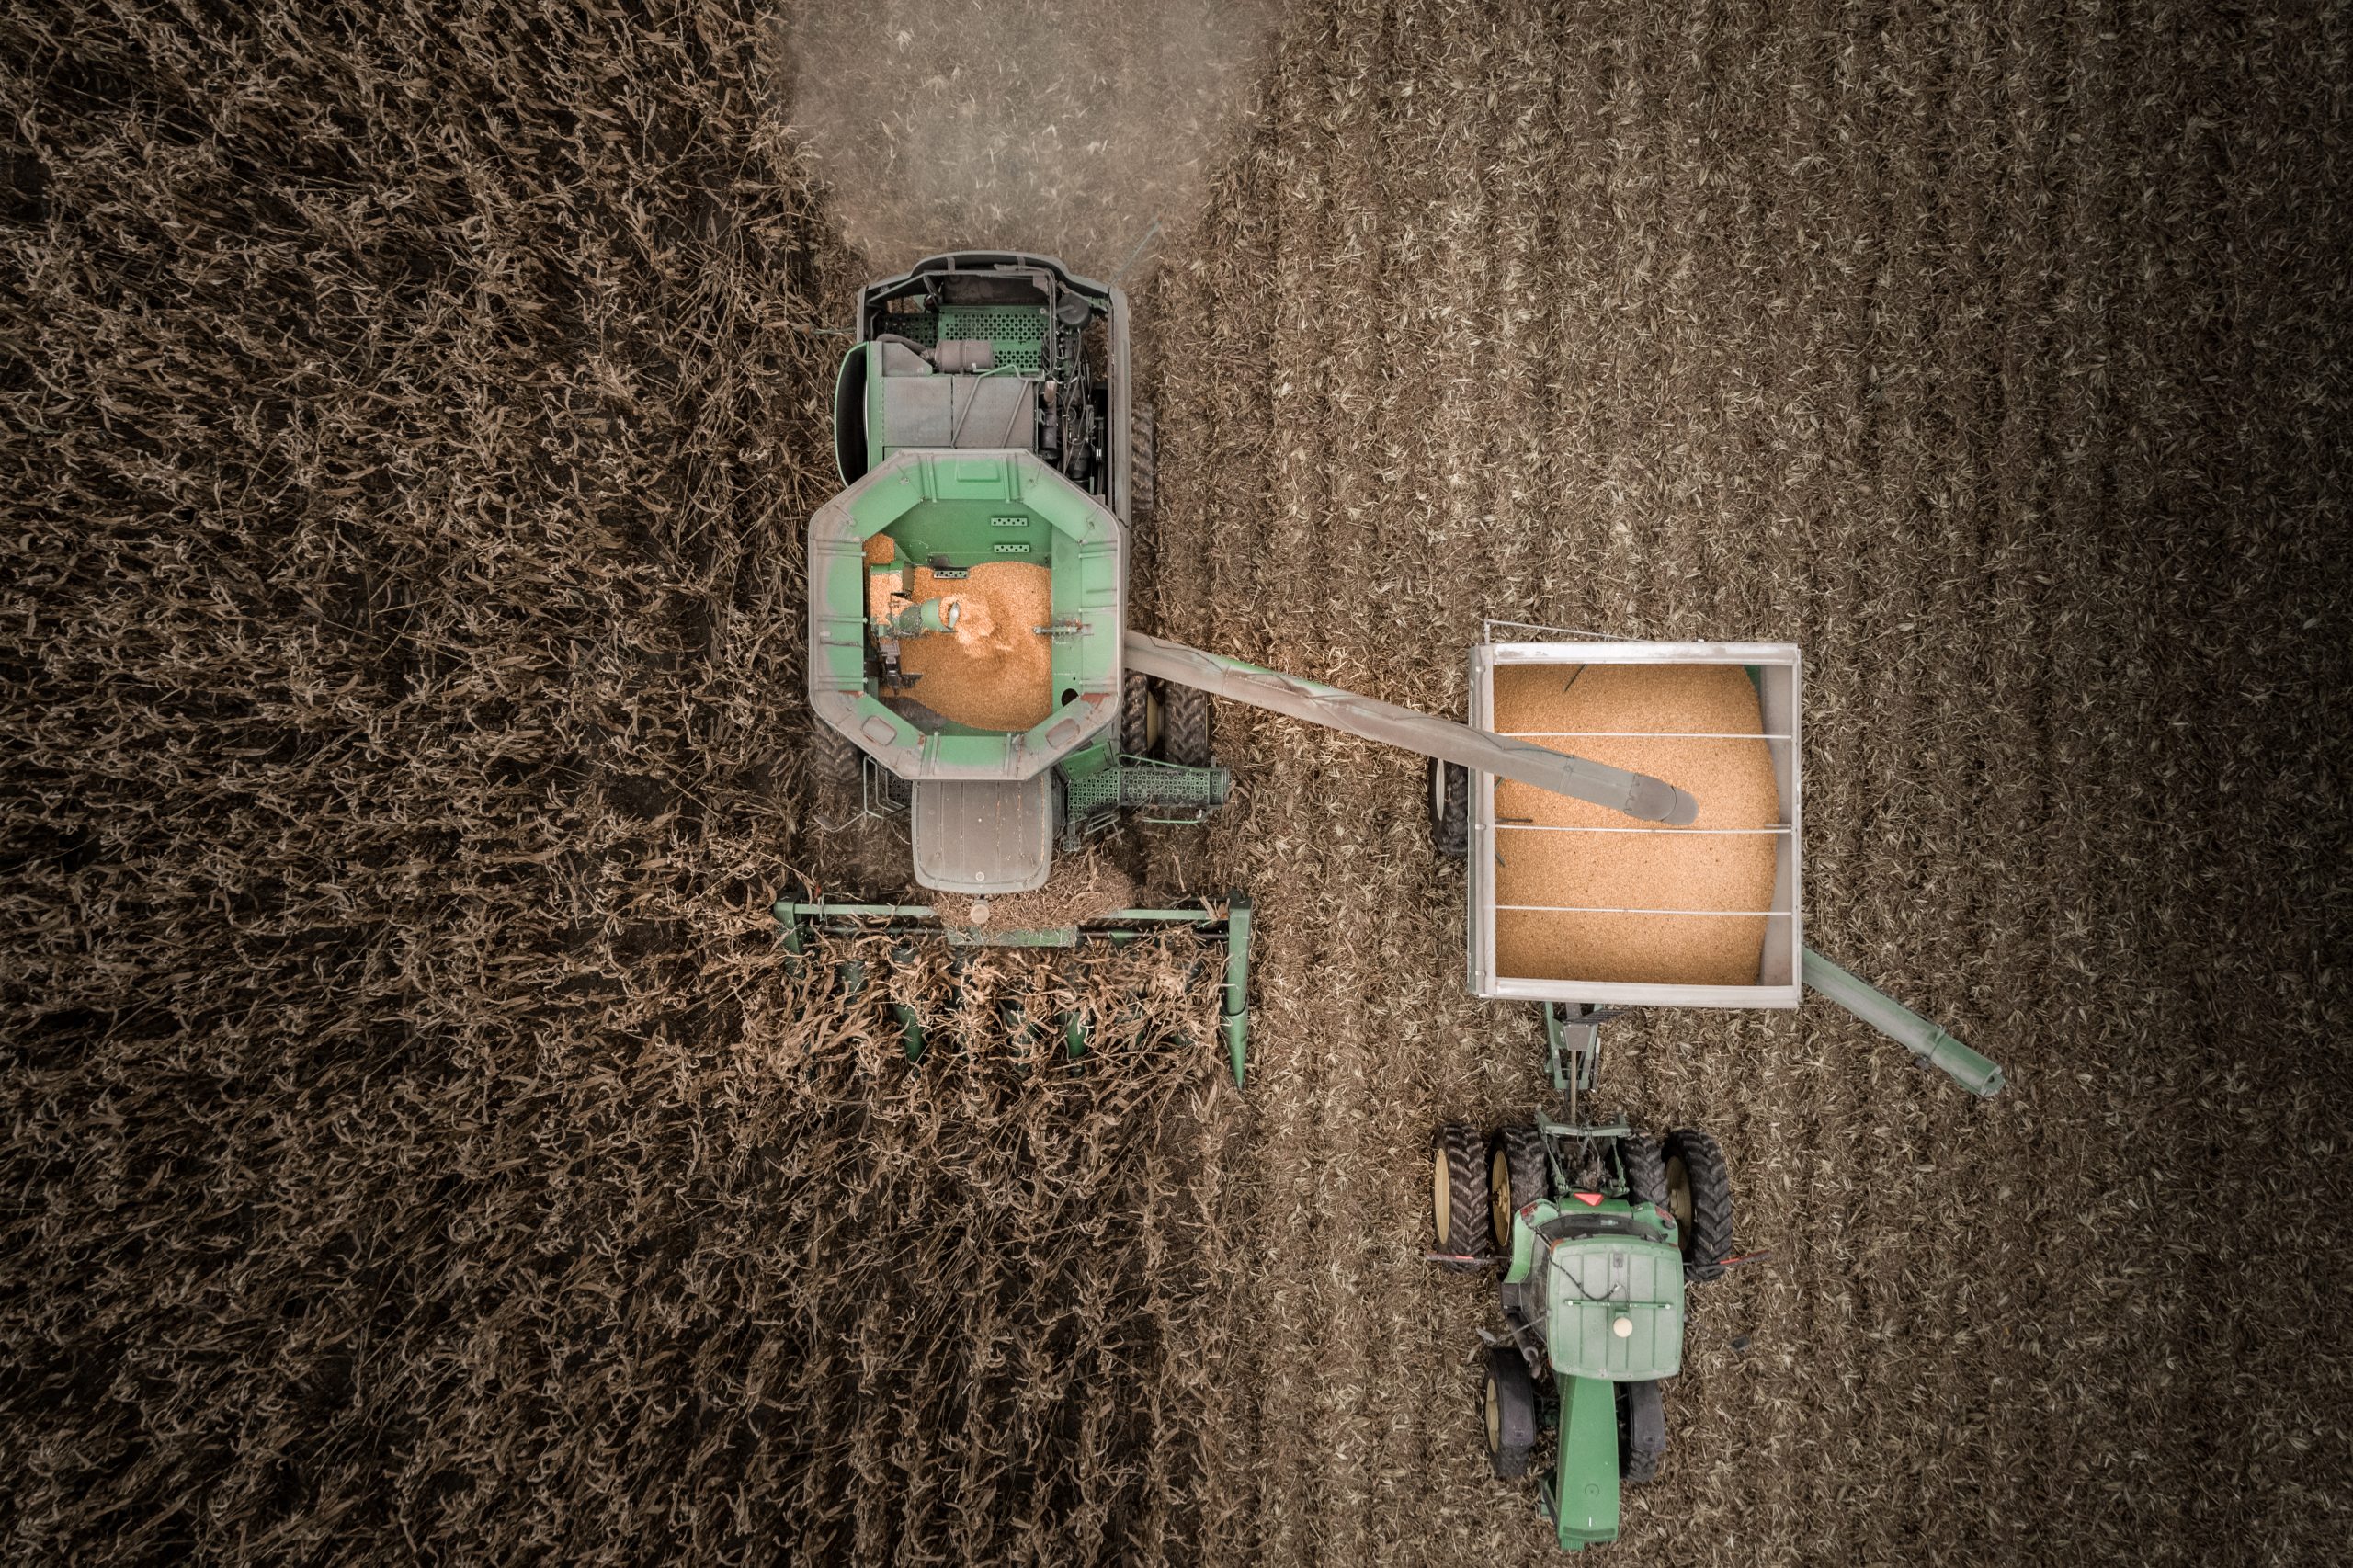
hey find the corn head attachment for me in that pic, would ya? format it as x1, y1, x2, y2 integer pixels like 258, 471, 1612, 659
773, 889, 1255, 1086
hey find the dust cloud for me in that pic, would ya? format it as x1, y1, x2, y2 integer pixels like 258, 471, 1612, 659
775, 0, 1284, 282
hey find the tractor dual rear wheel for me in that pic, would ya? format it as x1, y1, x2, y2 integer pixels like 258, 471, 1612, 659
1431, 1124, 1490, 1270
1489, 1126, 1550, 1251
1620, 1132, 1668, 1210
1483, 1346, 1539, 1479
1663, 1128, 1734, 1282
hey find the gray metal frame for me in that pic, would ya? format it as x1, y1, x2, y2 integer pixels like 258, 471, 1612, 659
1466, 640, 1805, 1008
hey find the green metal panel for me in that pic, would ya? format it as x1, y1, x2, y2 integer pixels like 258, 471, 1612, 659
1545, 1375, 1621, 1551
1543, 1228, 1687, 1381
1222, 892, 1252, 1087
1061, 756, 1231, 827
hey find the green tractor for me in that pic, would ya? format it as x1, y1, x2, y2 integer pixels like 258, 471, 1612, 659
1431, 1008, 1739, 1552
1434, 1117, 1733, 1551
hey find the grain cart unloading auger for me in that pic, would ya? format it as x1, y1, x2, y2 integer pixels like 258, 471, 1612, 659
782, 252, 1698, 1083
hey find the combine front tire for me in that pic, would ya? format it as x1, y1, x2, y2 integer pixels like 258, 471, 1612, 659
1662, 1129, 1734, 1282
1164, 685, 1212, 769
1483, 1346, 1539, 1479
815, 724, 860, 795
1431, 1123, 1491, 1271
1489, 1126, 1550, 1250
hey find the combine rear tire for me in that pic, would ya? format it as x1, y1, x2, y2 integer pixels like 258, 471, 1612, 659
1164, 685, 1212, 769
1483, 1346, 1539, 1479
1431, 1123, 1490, 1271
1428, 758, 1469, 859
1617, 1380, 1665, 1484
1489, 1126, 1550, 1250
1662, 1129, 1734, 1282
1121, 673, 1160, 757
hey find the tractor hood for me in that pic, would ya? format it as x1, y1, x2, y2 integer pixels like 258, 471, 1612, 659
1506, 1199, 1688, 1381
1542, 1229, 1686, 1381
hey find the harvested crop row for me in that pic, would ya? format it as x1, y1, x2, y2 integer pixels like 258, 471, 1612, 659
1138, 2, 2352, 1564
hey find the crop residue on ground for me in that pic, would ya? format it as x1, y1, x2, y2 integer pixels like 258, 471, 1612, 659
4, 1, 2348, 1564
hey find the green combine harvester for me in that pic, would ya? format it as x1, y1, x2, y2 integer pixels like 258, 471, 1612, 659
787, 252, 1697, 1083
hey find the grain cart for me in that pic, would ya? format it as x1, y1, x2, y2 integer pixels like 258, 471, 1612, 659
1426, 633, 2005, 1551
791, 255, 1700, 1074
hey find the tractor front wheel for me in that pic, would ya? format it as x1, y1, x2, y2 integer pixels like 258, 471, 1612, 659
1489, 1126, 1550, 1251
1483, 1346, 1539, 1479
1431, 1123, 1490, 1271
1617, 1380, 1665, 1484
1662, 1128, 1734, 1282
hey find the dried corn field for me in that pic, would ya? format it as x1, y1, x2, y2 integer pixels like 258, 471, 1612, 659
3, 4, 2348, 1568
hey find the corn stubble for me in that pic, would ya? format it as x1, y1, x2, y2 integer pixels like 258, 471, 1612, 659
7, 0, 2351, 1565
